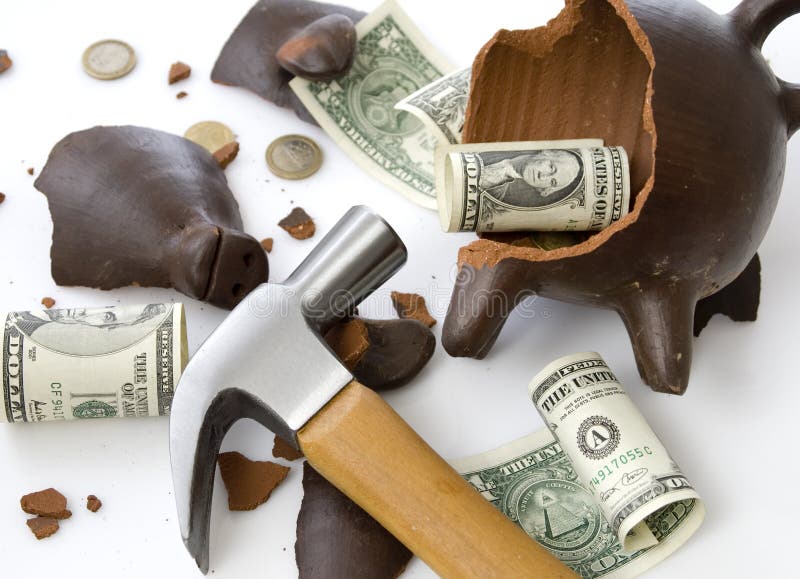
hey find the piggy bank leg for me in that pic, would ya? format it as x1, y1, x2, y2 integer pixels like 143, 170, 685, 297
616, 282, 699, 395
442, 263, 535, 359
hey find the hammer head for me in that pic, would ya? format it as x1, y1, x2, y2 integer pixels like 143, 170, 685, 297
169, 206, 407, 572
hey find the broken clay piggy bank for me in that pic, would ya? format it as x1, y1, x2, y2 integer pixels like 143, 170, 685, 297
443, 0, 800, 394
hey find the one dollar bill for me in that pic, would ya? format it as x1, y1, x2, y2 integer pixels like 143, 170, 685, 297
2, 303, 187, 422
534, 353, 703, 560
290, 0, 453, 209
436, 141, 631, 233
451, 429, 703, 579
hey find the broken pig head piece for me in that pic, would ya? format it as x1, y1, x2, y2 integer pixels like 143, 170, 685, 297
35, 125, 267, 310
211, 0, 363, 123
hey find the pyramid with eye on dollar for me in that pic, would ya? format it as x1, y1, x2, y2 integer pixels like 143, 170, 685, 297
542, 491, 587, 539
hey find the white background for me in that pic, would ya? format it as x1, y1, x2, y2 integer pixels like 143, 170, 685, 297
1, 0, 798, 577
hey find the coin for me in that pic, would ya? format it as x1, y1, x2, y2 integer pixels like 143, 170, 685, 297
530, 232, 590, 251
266, 135, 323, 180
184, 121, 236, 154
82, 39, 136, 80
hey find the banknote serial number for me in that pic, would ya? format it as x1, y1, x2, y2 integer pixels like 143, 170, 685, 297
589, 446, 653, 491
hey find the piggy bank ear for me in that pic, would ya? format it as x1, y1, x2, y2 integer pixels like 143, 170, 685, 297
276, 14, 357, 82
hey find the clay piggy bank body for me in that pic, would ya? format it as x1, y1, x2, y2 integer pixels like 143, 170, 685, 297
443, 0, 800, 394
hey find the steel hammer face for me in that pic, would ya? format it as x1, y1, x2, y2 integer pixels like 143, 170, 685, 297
169, 206, 407, 572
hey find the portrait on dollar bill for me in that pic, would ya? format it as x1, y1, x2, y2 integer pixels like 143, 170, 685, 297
477, 149, 584, 207
6, 304, 169, 356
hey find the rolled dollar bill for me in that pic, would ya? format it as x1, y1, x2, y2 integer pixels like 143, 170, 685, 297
2, 303, 187, 422
395, 67, 472, 145
528, 352, 704, 553
436, 141, 630, 233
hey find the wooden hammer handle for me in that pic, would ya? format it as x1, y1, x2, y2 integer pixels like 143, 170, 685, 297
298, 381, 577, 579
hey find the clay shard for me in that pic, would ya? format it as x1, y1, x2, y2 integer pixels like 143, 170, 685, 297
260, 237, 274, 253
0, 50, 11, 73
443, 0, 793, 394
213, 141, 240, 169
279, 207, 316, 239
34, 126, 268, 310
217, 451, 290, 511
169, 61, 191, 84
211, 0, 364, 124
694, 253, 761, 336
26, 517, 60, 540
296, 462, 412, 579
276, 13, 357, 81
324, 317, 370, 369
391, 292, 436, 327
86, 495, 102, 513
20, 488, 72, 519
325, 318, 436, 391
272, 435, 304, 461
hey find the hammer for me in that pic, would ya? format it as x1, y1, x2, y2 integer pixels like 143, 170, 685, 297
169, 206, 576, 578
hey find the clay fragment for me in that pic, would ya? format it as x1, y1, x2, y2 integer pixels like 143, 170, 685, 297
279, 207, 316, 240
0, 49, 11, 73
694, 254, 761, 336
34, 126, 268, 310
0, 192, 5, 204
176, 91, 188, 99
211, 0, 364, 124
26, 517, 59, 540
260, 238, 274, 253
40, 297, 55, 309
276, 13, 357, 81
213, 141, 240, 169
325, 318, 436, 391
86, 495, 102, 512
20, 488, 72, 519
168, 61, 191, 84
325, 317, 370, 369
272, 435, 304, 461
27, 167, 34, 176
391, 292, 436, 328
217, 451, 290, 511
297, 463, 412, 579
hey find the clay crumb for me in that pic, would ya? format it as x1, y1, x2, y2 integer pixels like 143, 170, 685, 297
27, 167, 34, 176
176, 91, 188, 99
279, 207, 315, 240
86, 495, 102, 512
212, 141, 239, 169
272, 435, 304, 461
0, 192, 5, 204
391, 292, 436, 327
0, 50, 11, 74
217, 451, 290, 511
41, 297, 56, 309
324, 318, 370, 370
260, 238, 274, 253
168, 61, 191, 84
20, 488, 72, 519
26, 517, 59, 540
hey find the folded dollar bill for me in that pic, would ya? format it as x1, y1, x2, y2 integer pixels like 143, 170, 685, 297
435, 141, 631, 233
451, 352, 704, 578
290, 0, 454, 209
395, 67, 472, 145
2, 303, 187, 422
